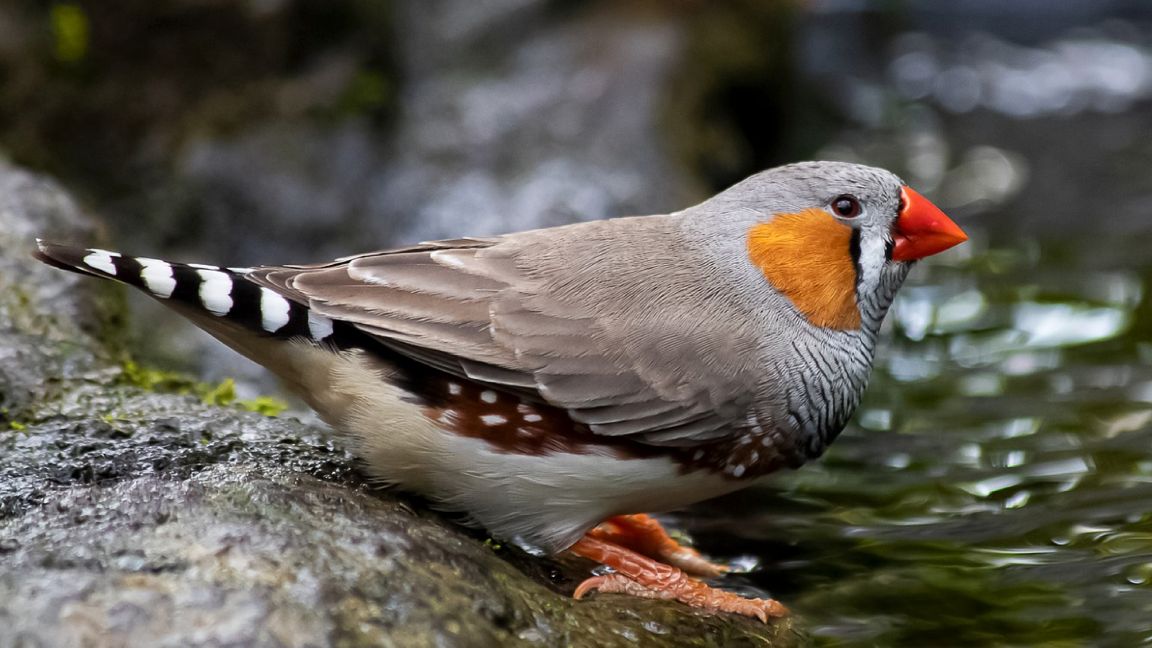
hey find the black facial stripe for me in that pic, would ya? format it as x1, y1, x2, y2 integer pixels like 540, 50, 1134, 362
849, 228, 862, 288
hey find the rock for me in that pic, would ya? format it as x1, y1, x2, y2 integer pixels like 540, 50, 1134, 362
0, 161, 121, 423
0, 163, 802, 646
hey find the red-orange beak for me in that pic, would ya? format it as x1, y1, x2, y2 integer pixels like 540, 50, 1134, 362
891, 186, 969, 262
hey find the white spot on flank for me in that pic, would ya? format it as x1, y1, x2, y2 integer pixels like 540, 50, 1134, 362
515, 403, 542, 422
137, 258, 176, 298
750, 451, 759, 463
82, 250, 119, 276
307, 311, 334, 340
260, 288, 291, 332
481, 414, 507, 426
438, 410, 456, 425
197, 270, 233, 316
448, 383, 462, 396
733, 464, 746, 478
480, 390, 498, 404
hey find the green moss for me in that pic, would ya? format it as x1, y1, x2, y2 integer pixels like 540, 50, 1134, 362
119, 359, 200, 394
118, 360, 286, 417
236, 396, 289, 417
200, 378, 237, 407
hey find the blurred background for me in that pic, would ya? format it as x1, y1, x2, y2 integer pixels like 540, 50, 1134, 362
4, 0, 1152, 645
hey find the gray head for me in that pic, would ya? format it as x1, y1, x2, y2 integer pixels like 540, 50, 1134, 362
683, 161, 967, 334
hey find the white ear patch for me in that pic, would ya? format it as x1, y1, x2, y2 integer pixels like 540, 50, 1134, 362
137, 258, 176, 298
197, 270, 234, 316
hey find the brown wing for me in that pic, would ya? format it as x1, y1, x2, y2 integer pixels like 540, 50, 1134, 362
248, 218, 761, 445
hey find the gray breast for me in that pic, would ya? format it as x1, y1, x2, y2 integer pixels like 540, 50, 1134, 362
753, 326, 876, 463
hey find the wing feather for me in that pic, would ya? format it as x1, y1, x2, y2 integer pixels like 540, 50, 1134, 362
246, 217, 759, 446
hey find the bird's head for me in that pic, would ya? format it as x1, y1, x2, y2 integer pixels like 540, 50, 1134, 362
692, 161, 968, 332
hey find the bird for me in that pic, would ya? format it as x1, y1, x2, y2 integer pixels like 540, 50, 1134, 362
34, 161, 967, 622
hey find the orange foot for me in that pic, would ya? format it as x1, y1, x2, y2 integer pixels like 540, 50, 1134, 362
589, 513, 729, 578
569, 534, 788, 623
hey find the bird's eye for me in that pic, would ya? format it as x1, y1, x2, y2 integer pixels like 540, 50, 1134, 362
832, 195, 861, 218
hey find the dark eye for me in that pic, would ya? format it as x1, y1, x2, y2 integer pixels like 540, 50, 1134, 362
832, 195, 861, 218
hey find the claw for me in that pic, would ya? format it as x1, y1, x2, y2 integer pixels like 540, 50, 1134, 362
569, 535, 788, 623
574, 572, 786, 622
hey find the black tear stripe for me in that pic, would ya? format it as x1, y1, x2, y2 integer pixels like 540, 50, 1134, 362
849, 228, 862, 288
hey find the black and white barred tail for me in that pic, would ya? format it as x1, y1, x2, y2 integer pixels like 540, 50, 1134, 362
34, 240, 337, 344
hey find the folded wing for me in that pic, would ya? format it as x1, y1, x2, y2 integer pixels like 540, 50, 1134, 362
248, 219, 761, 446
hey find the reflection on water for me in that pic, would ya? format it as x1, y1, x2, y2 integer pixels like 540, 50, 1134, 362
890, 30, 1152, 117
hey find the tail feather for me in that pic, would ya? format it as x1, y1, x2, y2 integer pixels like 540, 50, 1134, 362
34, 240, 335, 343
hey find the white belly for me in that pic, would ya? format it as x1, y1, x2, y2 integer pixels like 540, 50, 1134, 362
280, 341, 745, 553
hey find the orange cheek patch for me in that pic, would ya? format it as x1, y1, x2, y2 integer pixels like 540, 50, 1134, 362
747, 208, 861, 330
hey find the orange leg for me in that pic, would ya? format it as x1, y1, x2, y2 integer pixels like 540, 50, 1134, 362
588, 514, 729, 578
569, 535, 788, 623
